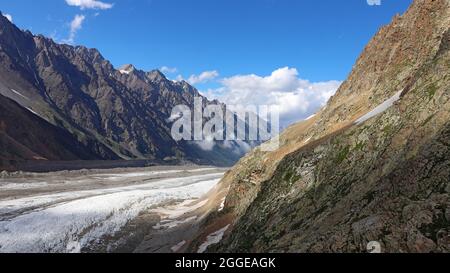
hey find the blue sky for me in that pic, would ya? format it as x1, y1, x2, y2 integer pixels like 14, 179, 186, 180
1, 0, 413, 126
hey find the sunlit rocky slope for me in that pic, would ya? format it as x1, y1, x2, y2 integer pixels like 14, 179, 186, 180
191, 0, 450, 253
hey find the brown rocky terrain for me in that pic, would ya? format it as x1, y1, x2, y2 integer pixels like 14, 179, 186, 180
189, 0, 450, 253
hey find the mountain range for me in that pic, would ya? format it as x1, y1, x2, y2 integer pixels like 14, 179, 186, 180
0, 14, 250, 170
1, 0, 448, 253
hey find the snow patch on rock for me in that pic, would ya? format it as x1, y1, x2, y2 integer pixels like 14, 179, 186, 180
355, 90, 403, 124
197, 225, 230, 253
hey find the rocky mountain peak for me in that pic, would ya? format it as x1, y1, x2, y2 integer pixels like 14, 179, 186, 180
0, 11, 11, 25
118, 64, 135, 75
73, 46, 106, 64
146, 69, 167, 82
175, 80, 200, 96
0, 11, 23, 38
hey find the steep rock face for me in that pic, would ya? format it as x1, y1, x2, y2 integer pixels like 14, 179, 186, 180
0, 15, 247, 166
0, 94, 102, 170
192, 0, 450, 253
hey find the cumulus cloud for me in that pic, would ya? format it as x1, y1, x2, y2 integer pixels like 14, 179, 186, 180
160, 66, 178, 74
186, 70, 219, 85
63, 14, 86, 44
2, 13, 13, 22
203, 67, 341, 128
66, 0, 113, 10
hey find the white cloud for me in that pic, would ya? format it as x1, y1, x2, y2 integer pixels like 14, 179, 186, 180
63, 14, 86, 44
160, 66, 178, 74
203, 67, 341, 128
2, 13, 13, 23
66, 0, 113, 10
187, 70, 219, 85
367, 0, 381, 6
193, 138, 215, 151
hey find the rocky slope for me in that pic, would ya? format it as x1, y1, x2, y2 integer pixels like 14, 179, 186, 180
0, 14, 248, 168
0, 94, 104, 170
191, 0, 450, 253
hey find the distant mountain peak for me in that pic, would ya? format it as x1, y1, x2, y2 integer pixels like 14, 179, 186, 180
146, 69, 167, 82
0, 12, 9, 22
118, 64, 135, 75
0, 11, 16, 31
